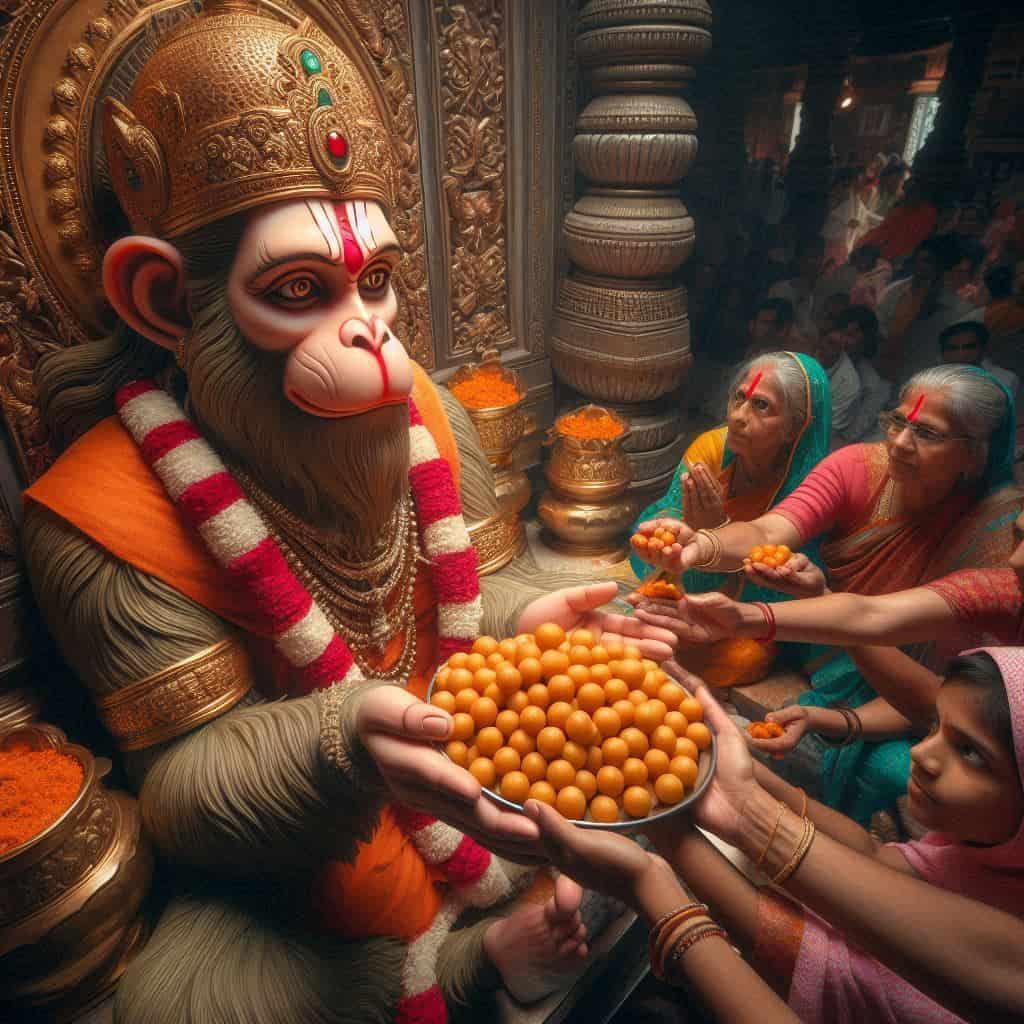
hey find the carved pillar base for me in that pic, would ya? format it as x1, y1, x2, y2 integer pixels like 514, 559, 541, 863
548, 1, 711, 551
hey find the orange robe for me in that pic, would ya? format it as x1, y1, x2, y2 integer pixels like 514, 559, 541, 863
25, 364, 460, 942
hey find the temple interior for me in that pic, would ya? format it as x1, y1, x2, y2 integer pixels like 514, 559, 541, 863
1, 1, 1023, 1022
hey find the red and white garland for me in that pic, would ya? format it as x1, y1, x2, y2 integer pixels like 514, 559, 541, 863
115, 379, 525, 1024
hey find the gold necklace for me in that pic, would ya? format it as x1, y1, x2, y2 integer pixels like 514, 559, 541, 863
236, 471, 419, 682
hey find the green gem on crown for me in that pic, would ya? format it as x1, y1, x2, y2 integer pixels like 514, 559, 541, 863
317, 88, 332, 108
300, 49, 322, 75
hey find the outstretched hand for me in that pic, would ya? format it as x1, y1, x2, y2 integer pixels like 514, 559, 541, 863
523, 798, 653, 908
742, 551, 827, 599
356, 685, 544, 863
681, 685, 759, 848
746, 705, 811, 756
629, 517, 715, 576
629, 590, 747, 646
517, 582, 676, 662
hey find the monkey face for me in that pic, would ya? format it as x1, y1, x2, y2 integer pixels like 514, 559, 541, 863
227, 198, 413, 418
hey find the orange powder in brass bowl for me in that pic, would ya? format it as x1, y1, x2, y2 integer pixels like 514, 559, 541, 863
449, 366, 522, 409
0, 744, 84, 854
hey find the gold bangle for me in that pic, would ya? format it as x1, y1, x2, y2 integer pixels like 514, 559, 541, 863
96, 637, 253, 751
692, 528, 722, 569
756, 800, 787, 867
652, 913, 715, 980
649, 904, 709, 976
665, 923, 730, 981
772, 818, 816, 886
797, 787, 808, 820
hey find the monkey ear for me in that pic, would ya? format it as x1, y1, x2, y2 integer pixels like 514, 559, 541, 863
102, 235, 189, 351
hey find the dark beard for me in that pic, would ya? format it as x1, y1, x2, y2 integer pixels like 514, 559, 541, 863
182, 284, 410, 549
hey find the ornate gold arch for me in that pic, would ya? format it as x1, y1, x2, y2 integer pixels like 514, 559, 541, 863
0, 0, 431, 483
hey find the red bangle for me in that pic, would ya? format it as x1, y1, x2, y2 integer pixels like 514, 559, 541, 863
752, 601, 776, 642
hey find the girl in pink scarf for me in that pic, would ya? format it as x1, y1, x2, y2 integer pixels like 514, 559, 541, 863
786, 646, 1024, 1021
526, 656, 1024, 1023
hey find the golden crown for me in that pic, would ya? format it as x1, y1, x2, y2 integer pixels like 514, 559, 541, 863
103, 0, 397, 239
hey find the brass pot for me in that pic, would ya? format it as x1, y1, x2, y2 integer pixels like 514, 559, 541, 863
538, 492, 640, 560
0, 724, 152, 1021
447, 350, 533, 469
494, 465, 532, 518
544, 406, 633, 503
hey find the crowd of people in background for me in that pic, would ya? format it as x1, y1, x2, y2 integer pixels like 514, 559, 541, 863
689, 153, 1024, 460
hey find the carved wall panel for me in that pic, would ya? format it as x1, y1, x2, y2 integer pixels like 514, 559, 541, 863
434, 0, 511, 358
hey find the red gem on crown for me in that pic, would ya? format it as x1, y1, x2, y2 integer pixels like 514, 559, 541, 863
326, 131, 349, 161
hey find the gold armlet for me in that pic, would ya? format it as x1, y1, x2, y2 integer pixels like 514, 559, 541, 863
96, 638, 254, 751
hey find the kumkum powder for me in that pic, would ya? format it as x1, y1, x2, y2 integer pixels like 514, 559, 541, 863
556, 410, 624, 440
0, 744, 84, 854
449, 366, 522, 409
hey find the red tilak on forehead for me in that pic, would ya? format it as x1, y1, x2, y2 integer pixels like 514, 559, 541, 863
744, 370, 764, 400
908, 393, 926, 422
332, 202, 365, 275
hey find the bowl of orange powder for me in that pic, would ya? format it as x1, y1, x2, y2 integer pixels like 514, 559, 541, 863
0, 724, 152, 1019
447, 350, 530, 466
427, 624, 716, 832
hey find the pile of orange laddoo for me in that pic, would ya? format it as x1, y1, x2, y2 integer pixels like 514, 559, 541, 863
637, 572, 685, 601
630, 525, 679, 555
748, 544, 792, 568
747, 720, 784, 740
429, 624, 711, 825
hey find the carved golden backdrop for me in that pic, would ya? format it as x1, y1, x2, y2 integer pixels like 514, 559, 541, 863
0, 0, 432, 482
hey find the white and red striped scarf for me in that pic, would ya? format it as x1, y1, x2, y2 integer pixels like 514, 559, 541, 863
115, 379, 524, 1023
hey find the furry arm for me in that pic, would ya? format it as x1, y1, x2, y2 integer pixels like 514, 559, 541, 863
21, 503, 387, 872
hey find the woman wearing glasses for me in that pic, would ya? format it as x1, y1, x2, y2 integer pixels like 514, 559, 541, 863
632, 365, 1021, 820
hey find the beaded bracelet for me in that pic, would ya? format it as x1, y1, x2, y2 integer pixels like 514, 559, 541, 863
772, 817, 816, 886
665, 923, 730, 980
649, 904, 710, 976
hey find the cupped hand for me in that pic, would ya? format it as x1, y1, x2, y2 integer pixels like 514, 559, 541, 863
683, 464, 728, 532
523, 799, 653, 908
517, 582, 676, 662
685, 685, 759, 848
743, 551, 827, 599
356, 685, 545, 864
629, 518, 711, 575
629, 591, 745, 646
746, 704, 810, 755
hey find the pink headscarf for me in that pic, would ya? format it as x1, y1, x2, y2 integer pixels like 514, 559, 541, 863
895, 646, 1024, 914
789, 646, 1024, 1023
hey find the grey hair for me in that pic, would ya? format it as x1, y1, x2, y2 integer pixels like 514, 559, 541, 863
727, 352, 809, 437
901, 365, 1008, 467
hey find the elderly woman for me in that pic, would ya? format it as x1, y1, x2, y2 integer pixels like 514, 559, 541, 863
633, 365, 1021, 820
629, 352, 832, 687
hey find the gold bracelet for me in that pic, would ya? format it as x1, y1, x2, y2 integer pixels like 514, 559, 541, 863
649, 904, 709, 976
772, 817, 816, 886
691, 528, 722, 569
665, 923, 730, 981
96, 637, 253, 751
756, 801, 787, 867
653, 913, 715, 980
797, 787, 808, 820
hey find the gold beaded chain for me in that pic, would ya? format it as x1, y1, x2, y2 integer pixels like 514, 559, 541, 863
235, 470, 419, 683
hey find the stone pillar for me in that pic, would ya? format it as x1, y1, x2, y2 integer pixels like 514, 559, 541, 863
549, 0, 712, 510
912, 14, 997, 205
783, 5, 857, 247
